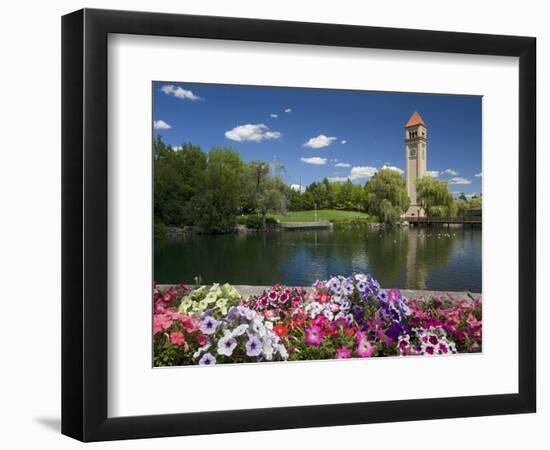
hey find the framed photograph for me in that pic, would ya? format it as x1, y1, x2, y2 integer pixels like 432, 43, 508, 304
62, 8, 536, 442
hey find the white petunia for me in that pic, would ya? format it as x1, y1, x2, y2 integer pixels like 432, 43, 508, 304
323, 309, 334, 321
217, 333, 238, 357
193, 343, 211, 359
231, 324, 249, 337
205, 291, 218, 304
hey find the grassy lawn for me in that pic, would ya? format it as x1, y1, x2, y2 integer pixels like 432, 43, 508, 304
270, 209, 370, 222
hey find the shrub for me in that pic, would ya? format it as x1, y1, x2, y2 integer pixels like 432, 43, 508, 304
236, 214, 276, 229
154, 222, 167, 241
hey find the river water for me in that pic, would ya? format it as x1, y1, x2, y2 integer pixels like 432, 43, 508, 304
154, 226, 482, 292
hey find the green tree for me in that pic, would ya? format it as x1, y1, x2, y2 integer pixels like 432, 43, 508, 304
469, 194, 482, 209
153, 137, 207, 226
191, 147, 246, 233
351, 183, 365, 211
244, 161, 288, 228
363, 169, 410, 223
338, 180, 354, 210
455, 198, 469, 217
415, 176, 455, 217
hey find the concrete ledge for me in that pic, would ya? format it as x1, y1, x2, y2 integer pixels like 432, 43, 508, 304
277, 220, 333, 230
157, 284, 481, 303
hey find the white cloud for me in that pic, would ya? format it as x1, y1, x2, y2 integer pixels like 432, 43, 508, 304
335, 162, 351, 168
381, 165, 404, 175
475, 172, 482, 177
328, 165, 378, 182
443, 169, 458, 176
160, 84, 202, 101
224, 124, 282, 142
349, 166, 377, 180
300, 156, 327, 165
153, 120, 171, 130
426, 170, 440, 178
303, 134, 337, 149
290, 184, 306, 193
284, 108, 292, 113
448, 177, 472, 185
270, 113, 278, 118
341, 139, 347, 144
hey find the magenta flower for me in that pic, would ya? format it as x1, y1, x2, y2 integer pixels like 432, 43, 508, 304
356, 333, 376, 357
335, 348, 351, 359
305, 325, 323, 346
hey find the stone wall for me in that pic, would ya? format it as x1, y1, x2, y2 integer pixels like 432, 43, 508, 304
157, 284, 481, 304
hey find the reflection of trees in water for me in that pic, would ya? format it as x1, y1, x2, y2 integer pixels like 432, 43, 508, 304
277, 229, 368, 284
363, 229, 409, 288
406, 228, 456, 289
154, 225, 471, 289
366, 227, 456, 290
154, 232, 289, 284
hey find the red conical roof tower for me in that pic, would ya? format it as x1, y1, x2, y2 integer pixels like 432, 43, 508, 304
405, 111, 426, 128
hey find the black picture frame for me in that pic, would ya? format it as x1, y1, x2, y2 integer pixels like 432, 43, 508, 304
62, 8, 536, 442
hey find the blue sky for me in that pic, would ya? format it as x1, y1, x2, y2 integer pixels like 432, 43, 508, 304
153, 82, 482, 196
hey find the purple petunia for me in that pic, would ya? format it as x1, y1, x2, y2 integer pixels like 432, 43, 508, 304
385, 322, 402, 342
217, 334, 237, 356
200, 316, 219, 335
199, 352, 216, 365
377, 290, 389, 303
342, 279, 354, 296
356, 280, 368, 293
327, 277, 341, 293
245, 336, 263, 357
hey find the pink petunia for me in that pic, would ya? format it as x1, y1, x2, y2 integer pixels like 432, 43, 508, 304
196, 333, 209, 346
335, 348, 351, 359
169, 331, 185, 345
153, 317, 163, 335
356, 333, 376, 358
388, 288, 401, 303
305, 325, 323, 346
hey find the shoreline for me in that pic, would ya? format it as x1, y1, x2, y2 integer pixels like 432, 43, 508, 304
161, 220, 421, 240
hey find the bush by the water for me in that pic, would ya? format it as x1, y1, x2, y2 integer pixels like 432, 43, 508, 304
237, 215, 277, 229
332, 217, 380, 229
154, 222, 167, 241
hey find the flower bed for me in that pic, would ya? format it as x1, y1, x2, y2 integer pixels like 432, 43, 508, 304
153, 274, 482, 367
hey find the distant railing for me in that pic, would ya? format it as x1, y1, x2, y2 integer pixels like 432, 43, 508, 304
404, 216, 481, 224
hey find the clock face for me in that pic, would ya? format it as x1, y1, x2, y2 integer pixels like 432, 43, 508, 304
409, 147, 416, 157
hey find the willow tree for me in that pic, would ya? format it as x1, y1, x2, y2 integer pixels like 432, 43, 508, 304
415, 176, 455, 217
364, 168, 409, 224
246, 161, 288, 228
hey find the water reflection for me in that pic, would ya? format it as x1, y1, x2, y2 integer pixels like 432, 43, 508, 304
154, 225, 481, 292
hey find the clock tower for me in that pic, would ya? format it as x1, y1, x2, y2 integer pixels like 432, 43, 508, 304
404, 111, 427, 217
